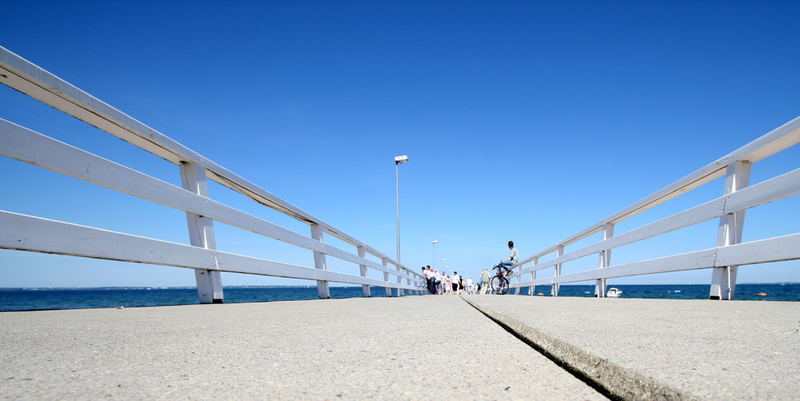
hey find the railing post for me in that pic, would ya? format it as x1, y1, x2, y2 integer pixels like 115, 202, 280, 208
710, 161, 751, 300
596, 223, 615, 298
552, 245, 564, 297
382, 258, 391, 296
529, 257, 538, 296
179, 162, 223, 304
357, 246, 370, 297
395, 265, 404, 297
310, 224, 330, 299
514, 268, 521, 295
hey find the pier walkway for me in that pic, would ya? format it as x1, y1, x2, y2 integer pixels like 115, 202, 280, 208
464, 296, 799, 401
2, 296, 798, 400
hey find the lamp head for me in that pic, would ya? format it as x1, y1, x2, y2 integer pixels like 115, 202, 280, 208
394, 155, 408, 164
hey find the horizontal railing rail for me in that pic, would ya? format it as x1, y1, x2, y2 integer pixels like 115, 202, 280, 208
510, 116, 800, 299
0, 46, 424, 301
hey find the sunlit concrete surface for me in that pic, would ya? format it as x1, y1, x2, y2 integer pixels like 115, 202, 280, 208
464, 295, 800, 401
0, 296, 605, 400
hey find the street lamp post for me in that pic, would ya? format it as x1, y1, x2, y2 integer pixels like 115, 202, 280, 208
441, 258, 445, 270
432, 240, 438, 270
394, 155, 408, 265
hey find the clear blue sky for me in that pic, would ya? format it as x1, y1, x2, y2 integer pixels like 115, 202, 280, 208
1, 0, 799, 287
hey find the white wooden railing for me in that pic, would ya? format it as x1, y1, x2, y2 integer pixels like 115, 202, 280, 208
0, 46, 425, 302
510, 116, 800, 300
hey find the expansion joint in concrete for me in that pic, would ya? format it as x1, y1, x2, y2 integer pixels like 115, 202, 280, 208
460, 296, 697, 401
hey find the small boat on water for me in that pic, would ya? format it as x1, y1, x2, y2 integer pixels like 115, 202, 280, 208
606, 287, 622, 297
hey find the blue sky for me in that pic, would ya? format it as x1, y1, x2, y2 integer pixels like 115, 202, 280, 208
1, 0, 799, 288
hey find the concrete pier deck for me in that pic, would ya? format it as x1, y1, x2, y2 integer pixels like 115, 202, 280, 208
0, 296, 604, 401
463, 295, 800, 401
1, 295, 798, 400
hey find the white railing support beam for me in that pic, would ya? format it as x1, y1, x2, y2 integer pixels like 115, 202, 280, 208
358, 246, 370, 297
396, 265, 404, 297
179, 162, 223, 304
382, 258, 391, 296
709, 161, 751, 300
553, 245, 564, 297
311, 224, 330, 299
529, 257, 538, 296
595, 223, 615, 298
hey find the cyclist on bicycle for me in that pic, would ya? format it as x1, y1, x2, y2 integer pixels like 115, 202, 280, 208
501, 240, 518, 275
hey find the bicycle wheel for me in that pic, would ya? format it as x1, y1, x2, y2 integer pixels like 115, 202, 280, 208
490, 275, 509, 295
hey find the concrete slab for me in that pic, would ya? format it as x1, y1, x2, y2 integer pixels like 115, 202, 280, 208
0, 296, 606, 400
463, 295, 800, 401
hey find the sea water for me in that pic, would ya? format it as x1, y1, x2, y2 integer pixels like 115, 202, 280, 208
0, 283, 797, 312
513, 283, 800, 300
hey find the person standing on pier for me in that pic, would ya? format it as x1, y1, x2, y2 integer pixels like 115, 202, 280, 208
424, 266, 436, 294
451, 271, 460, 294
480, 268, 490, 294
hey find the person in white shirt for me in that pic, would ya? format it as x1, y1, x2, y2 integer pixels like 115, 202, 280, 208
424, 266, 437, 294
501, 241, 518, 275
480, 268, 490, 294
451, 272, 460, 293
466, 277, 474, 294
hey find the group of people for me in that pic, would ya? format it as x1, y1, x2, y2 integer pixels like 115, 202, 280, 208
421, 241, 519, 295
422, 266, 482, 295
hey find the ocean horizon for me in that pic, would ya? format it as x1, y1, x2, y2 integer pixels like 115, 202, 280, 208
1, 283, 798, 312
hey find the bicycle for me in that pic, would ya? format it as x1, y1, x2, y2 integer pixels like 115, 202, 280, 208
490, 262, 513, 295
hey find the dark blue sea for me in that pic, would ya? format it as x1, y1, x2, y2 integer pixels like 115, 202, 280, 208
513, 283, 800, 300
0, 283, 797, 312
